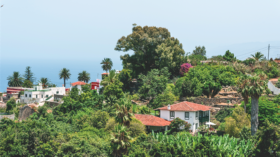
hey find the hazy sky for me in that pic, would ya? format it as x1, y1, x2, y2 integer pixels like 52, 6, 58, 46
0, 0, 280, 91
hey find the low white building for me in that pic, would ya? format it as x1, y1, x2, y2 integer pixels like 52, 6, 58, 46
155, 101, 211, 133
69, 81, 87, 95
20, 83, 65, 104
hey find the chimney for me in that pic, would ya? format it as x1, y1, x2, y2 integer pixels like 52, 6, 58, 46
62, 84, 64, 87
167, 104, 171, 110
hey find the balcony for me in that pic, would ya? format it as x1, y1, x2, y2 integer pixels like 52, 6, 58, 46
199, 116, 209, 123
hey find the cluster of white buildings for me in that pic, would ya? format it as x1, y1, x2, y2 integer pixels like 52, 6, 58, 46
20, 83, 65, 104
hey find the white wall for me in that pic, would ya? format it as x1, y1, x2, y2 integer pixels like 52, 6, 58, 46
160, 110, 170, 121
49, 87, 65, 95
268, 81, 280, 95
159, 110, 200, 132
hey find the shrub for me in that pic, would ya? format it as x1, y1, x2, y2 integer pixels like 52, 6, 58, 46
225, 107, 251, 138
131, 94, 139, 101
168, 117, 191, 134
179, 63, 192, 76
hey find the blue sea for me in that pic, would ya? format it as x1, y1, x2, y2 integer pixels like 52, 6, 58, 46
0, 58, 123, 92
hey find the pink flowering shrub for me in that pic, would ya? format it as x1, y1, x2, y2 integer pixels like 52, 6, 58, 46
179, 63, 192, 76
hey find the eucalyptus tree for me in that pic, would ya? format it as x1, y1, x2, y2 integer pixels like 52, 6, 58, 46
101, 58, 113, 73
251, 52, 264, 61
7, 72, 24, 87
78, 71, 90, 83
59, 68, 71, 88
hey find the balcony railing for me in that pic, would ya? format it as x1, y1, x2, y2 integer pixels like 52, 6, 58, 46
199, 116, 209, 123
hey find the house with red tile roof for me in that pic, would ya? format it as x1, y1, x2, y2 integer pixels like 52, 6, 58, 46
155, 101, 212, 133
70, 81, 87, 95
134, 114, 171, 132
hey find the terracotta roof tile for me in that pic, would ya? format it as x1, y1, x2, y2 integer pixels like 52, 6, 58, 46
71, 81, 87, 86
156, 101, 211, 112
134, 114, 171, 126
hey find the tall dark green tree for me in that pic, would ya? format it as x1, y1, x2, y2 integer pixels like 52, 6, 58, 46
115, 24, 185, 77
78, 71, 90, 83
101, 58, 113, 73
23, 66, 35, 83
223, 50, 236, 62
59, 68, 71, 88
138, 67, 170, 101
192, 46, 206, 56
7, 72, 24, 87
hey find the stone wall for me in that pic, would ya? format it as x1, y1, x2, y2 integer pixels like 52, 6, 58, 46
18, 105, 35, 121
45, 101, 60, 108
193, 97, 243, 106
0, 113, 15, 121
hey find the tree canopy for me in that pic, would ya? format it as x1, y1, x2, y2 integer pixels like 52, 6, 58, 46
115, 24, 184, 77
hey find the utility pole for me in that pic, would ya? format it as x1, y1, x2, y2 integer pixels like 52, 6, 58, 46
268, 44, 270, 60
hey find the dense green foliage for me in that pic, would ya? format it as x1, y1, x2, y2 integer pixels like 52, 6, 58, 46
115, 25, 185, 77
175, 65, 237, 98
241, 97, 280, 127
215, 107, 232, 123
149, 132, 255, 156
224, 107, 251, 138
168, 117, 191, 134
223, 50, 236, 62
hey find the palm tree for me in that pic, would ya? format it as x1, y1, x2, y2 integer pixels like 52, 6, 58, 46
110, 124, 131, 157
101, 58, 113, 73
40, 78, 49, 88
101, 70, 117, 87
7, 72, 24, 87
237, 74, 250, 113
246, 72, 270, 135
59, 68, 71, 88
251, 52, 264, 61
78, 71, 90, 83
115, 98, 134, 127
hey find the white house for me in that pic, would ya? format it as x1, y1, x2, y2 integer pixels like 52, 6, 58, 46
69, 81, 87, 95
155, 101, 212, 133
20, 83, 65, 104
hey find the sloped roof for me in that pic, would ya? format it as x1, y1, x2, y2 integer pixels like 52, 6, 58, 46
71, 81, 86, 86
134, 114, 171, 126
156, 101, 211, 112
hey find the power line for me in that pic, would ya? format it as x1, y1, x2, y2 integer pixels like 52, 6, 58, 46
235, 47, 267, 57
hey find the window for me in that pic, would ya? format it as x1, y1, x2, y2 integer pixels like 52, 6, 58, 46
46, 95, 49, 98
170, 111, 175, 119
29, 94, 31, 98
185, 112, 189, 120
203, 112, 205, 117
41, 95, 43, 98
56, 91, 59, 94
196, 112, 198, 119
25, 94, 27, 97
36, 95, 37, 98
